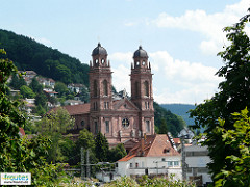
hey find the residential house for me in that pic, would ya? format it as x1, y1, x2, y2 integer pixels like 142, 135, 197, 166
37, 77, 55, 88
184, 143, 212, 186
68, 83, 84, 93
117, 134, 182, 180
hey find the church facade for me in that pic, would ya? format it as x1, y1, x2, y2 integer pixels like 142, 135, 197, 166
64, 44, 154, 148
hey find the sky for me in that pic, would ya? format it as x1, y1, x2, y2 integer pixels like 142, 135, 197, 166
1, 0, 250, 104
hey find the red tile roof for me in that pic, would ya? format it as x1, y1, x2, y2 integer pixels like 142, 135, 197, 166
119, 134, 180, 162
62, 103, 90, 115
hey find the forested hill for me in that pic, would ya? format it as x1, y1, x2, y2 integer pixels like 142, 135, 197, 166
0, 29, 90, 86
154, 102, 185, 137
160, 104, 196, 126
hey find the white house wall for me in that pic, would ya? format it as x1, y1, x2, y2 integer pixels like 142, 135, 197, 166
118, 156, 181, 180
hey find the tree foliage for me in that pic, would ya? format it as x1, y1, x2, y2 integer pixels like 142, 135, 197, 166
158, 118, 168, 134
95, 132, 109, 162
20, 85, 35, 98
190, 8, 250, 184
214, 108, 250, 186
0, 48, 67, 186
37, 107, 75, 163
108, 143, 127, 162
154, 102, 185, 136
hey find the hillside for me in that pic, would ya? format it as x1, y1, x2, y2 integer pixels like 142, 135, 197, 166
160, 104, 196, 127
0, 29, 90, 86
154, 102, 185, 137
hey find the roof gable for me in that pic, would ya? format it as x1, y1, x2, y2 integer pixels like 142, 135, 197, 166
112, 98, 139, 111
119, 134, 180, 162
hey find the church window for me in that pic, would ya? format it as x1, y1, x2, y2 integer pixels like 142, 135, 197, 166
105, 121, 109, 133
94, 80, 98, 97
136, 61, 140, 65
101, 58, 105, 64
95, 59, 98, 64
146, 121, 150, 133
144, 81, 149, 97
135, 81, 139, 97
95, 122, 98, 134
103, 80, 108, 96
122, 118, 129, 128
142, 61, 145, 65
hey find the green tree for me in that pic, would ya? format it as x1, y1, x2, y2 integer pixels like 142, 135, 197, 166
214, 108, 250, 186
95, 132, 109, 162
0, 48, 68, 186
54, 81, 69, 97
190, 9, 250, 183
29, 77, 43, 93
0, 48, 27, 171
76, 129, 95, 150
158, 118, 168, 134
20, 85, 35, 98
108, 143, 127, 162
8, 73, 27, 89
37, 107, 75, 163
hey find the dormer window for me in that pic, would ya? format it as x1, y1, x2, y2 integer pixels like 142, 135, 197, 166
164, 149, 170, 154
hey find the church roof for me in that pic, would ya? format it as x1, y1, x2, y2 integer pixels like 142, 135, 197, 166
92, 43, 107, 56
51, 103, 90, 115
119, 134, 180, 162
133, 46, 148, 58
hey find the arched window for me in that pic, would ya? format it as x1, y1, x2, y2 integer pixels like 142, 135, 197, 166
144, 81, 149, 97
103, 80, 108, 96
94, 80, 98, 97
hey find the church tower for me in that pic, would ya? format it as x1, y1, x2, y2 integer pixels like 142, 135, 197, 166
130, 46, 154, 135
89, 43, 112, 134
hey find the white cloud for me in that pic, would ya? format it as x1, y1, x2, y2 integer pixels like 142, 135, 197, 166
111, 64, 131, 94
124, 22, 136, 27
151, 0, 250, 55
34, 37, 52, 46
109, 50, 223, 104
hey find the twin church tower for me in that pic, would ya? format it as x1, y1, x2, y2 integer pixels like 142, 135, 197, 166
66, 43, 154, 148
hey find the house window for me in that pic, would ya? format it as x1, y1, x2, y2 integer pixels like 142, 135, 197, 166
135, 163, 139, 168
95, 122, 98, 134
174, 161, 179, 166
105, 121, 109, 133
129, 163, 133, 168
81, 121, 84, 128
146, 121, 150, 133
168, 161, 173, 167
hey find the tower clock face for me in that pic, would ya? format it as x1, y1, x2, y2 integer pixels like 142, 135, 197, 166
122, 118, 129, 128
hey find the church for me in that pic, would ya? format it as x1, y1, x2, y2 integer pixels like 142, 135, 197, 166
63, 43, 155, 149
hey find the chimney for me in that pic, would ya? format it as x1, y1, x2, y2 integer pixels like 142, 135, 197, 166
141, 133, 146, 156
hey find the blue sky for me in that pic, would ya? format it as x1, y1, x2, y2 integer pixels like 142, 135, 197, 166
1, 0, 249, 104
